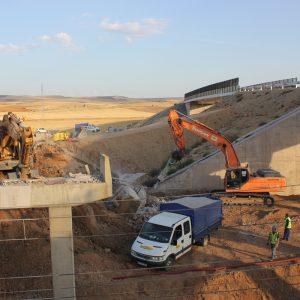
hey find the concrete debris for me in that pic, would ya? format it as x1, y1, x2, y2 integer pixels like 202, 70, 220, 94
85, 164, 91, 175
0, 173, 102, 186
117, 173, 145, 184
107, 173, 147, 214
108, 185, 144, 214
114, 185, 141, 201
107, 173, 166, 219
7, 173, 18, 180
136, 195, 163, 219
66, 173, 101, 183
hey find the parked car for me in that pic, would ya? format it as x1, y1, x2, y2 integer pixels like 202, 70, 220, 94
74, 123, 100, 133
131, 196, 222, 268
36, 128, 47, 134
85, 125, 100, 133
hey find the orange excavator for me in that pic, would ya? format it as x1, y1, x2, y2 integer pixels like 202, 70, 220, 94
168, 109, 286, 205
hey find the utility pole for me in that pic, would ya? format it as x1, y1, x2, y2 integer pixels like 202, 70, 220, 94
41, 83, 45, 127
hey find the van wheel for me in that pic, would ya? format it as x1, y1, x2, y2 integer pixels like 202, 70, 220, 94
164, 256, 174, 271
200, 235, 209, 247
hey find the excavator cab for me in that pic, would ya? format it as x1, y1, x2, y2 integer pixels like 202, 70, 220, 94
225, 168, 250, 190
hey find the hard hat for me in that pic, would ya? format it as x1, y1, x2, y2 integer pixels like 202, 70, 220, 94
272, 225, 277, 230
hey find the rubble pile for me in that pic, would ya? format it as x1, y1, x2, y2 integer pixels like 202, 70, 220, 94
0, 174, 102, 186
107, 173, 165, 228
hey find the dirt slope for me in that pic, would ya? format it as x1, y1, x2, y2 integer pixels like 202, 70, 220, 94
62, 88, 300, 175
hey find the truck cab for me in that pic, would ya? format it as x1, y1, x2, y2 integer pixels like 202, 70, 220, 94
131, 212, 192, 267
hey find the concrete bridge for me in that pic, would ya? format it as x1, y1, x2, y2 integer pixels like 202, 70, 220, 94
0, 154, 112, 300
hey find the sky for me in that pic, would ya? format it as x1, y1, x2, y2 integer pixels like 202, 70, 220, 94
0, 0, 299, 97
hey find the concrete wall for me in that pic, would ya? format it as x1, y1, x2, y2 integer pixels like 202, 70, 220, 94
157, 107, 300, 196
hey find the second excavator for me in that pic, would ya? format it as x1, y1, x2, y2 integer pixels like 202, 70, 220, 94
166, 109, 286, 206
0, 112, 34, 179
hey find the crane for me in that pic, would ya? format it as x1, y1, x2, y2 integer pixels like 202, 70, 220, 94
167, 109, 286, 205
0, 112, 33, 179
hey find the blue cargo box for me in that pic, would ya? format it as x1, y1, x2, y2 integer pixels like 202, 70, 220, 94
160, 196, 222, 241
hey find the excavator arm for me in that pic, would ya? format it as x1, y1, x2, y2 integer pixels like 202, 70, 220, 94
168, 109, 240, 168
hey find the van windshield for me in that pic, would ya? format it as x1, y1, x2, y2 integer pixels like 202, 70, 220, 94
139, 222, 173, 243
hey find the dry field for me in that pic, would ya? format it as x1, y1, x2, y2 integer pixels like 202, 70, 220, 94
0, 96, 180, 131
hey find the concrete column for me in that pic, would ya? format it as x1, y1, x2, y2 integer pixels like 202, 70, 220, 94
185, 102, 191, 116
100, 154, 112, 184
49, 206, 76, 300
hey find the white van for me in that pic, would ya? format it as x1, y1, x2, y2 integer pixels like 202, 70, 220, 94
86, 125, 100, 133
131, 196, 222, 268
131, 212, 192, 268
36, 128, 47, 134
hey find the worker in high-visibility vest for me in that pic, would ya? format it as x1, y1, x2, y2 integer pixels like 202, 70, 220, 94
267, 225, 280, 261
282, 213, 292, 241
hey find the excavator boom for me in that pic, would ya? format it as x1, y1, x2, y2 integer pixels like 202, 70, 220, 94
168, 109, 240, 168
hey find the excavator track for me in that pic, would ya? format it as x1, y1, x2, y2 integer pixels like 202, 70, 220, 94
161, 192, 274, 208
215, 192, 274, 207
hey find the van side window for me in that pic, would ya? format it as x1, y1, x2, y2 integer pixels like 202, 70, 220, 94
174, 224, 182, 240
183, 221, 190, 234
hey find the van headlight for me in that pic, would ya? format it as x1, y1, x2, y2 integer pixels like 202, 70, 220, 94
131, 250, 137, 256
150, 256, 165, 262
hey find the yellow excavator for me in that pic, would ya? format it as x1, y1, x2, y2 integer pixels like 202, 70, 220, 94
0, 112, 33, 179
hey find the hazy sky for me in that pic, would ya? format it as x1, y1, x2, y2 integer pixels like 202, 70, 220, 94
0, 0, 299, 97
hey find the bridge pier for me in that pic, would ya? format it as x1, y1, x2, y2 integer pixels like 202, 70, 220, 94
50, 206, 75, 299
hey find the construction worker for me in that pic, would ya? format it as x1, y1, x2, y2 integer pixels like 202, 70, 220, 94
282, 213, 292, 241
267, 225, 280, 261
